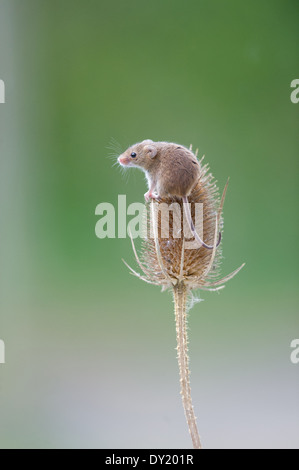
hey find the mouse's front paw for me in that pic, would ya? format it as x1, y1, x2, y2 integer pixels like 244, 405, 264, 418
144, 191, 161, 202
144, 190, 152, 202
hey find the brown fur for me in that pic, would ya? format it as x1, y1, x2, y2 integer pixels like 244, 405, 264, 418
118, 140, 200, 199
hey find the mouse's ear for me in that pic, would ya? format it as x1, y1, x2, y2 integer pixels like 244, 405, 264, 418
144, 145, 157, 158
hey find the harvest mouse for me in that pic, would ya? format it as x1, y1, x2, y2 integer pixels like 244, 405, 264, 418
118, 139, 221, 249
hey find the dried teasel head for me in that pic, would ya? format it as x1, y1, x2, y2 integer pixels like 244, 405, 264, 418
124, 154, 244, 294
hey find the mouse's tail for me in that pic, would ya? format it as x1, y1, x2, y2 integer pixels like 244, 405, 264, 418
182, 196, 221, 249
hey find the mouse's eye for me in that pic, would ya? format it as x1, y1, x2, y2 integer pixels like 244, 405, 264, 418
130, 152, 137, 158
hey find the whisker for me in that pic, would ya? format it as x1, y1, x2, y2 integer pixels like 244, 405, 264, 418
107, 137, 122, 154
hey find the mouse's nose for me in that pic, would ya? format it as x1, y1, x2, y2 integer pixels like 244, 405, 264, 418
118, 155, 129, 166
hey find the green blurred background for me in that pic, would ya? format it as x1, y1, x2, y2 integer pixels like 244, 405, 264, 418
0, 0, 298, 449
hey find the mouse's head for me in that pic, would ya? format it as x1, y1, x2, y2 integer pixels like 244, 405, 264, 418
118, 139, 158, 172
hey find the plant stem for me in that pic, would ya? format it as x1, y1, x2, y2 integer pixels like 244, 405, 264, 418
173, 281, 202, 449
